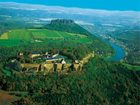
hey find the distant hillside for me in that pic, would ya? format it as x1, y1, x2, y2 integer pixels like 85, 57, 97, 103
45, 19, 92, 36
117, 30, 140, 65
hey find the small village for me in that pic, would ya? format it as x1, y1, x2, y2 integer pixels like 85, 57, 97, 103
6, 50, 94, 74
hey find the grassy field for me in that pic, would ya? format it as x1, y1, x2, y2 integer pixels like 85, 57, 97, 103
0, 29, 92, 46
8, 30, 32, 41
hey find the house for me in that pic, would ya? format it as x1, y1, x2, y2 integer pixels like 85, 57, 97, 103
11, 59, 17, 63
75, 60, 79, 64
19, 52, 24, 56
45, 52, 49, 55
61, 59, 66, 64
29, 52, 41, 59
17, 52, 24, 58
52, 53, 59, 58
46, 56, 64, 63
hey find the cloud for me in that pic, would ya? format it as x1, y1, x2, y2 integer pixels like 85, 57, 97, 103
0, 2, 139, 17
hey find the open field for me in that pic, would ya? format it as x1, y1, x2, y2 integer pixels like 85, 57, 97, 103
0, 29, 92, 46
8, 30, 32, 41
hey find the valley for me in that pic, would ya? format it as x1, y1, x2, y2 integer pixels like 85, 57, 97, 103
0, 2, 140, 105
83, 24, 140, 67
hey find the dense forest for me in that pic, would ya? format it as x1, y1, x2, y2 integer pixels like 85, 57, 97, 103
0, 57, 140, 105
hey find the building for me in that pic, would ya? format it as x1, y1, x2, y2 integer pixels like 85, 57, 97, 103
52, 53, 59, 58
29, 52, 41, 59
17, 52, 24, 58
46, 56, 64, 63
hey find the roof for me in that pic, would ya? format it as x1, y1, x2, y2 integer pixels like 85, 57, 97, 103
46, 56, 64, 61
31, 52, 40, 54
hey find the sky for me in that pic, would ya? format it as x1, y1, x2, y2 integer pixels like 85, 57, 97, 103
0, 0, 140, 11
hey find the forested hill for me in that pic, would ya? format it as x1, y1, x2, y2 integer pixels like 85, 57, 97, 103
45, 19, 91, 36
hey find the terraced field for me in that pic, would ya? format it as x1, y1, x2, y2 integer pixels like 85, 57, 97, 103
0, 29, 92, 46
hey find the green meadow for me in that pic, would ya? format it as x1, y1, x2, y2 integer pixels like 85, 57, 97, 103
0, 29, 92, 46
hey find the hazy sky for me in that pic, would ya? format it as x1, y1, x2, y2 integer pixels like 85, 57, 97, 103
0, 0, 140, 11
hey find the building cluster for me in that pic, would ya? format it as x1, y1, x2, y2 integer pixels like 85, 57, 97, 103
10, 51, 82, 73
7, 51, 95, 74
18, 51, 65, 63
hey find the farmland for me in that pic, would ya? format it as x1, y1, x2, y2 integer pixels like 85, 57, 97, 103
0, 29, 92, 46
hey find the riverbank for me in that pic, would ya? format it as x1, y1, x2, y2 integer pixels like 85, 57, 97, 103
91, 33, 126, 61
98, 35, 140, 70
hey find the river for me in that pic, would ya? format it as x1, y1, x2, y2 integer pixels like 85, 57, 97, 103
107, 42, 125, 61
95, 36, 126, 61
